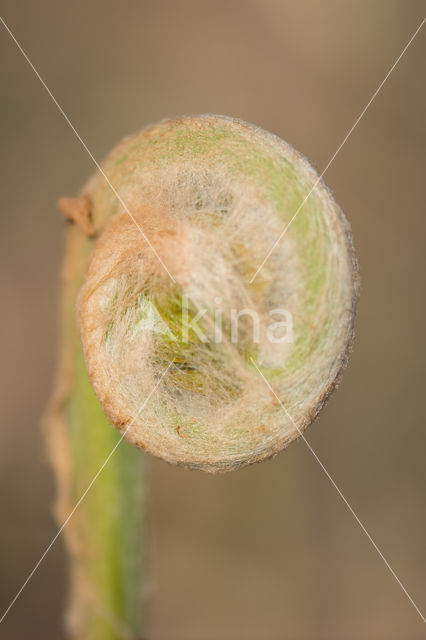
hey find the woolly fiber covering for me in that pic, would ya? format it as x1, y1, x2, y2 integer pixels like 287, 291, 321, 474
78, 115, 359, 472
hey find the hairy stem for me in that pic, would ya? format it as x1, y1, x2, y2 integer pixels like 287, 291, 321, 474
45, 223, 145, 640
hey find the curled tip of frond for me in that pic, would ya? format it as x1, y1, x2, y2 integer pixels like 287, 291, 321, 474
77, 115, 359, 472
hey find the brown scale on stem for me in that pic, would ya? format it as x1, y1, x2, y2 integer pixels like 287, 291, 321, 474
58, 195, 95, 237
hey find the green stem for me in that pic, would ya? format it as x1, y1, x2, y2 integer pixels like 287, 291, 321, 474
45, 225, 145, 640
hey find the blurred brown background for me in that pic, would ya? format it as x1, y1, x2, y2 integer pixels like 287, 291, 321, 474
0, 1, 425, 638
